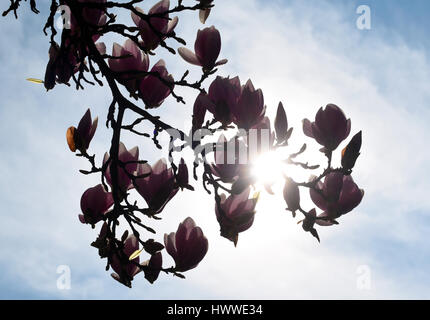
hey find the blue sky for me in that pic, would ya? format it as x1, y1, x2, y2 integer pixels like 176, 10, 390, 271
1, 0, 430, 299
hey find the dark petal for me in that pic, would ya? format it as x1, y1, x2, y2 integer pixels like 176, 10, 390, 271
77, 109, 92, 141
323, 172, 344, 201
275, 102, 289, 142
338, 176, 364, 215
144, 252, 162, 284
302, 118, 314, 138
178, 47, 201, 66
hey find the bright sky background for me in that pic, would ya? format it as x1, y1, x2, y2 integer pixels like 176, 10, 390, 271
1, 0, 430, 299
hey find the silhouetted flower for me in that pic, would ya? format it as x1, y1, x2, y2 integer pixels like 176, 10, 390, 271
111, 235, 141, 287
103, 142, 146, 194
144, 252, 162, 284
274, 102, 292, 145
232, 79, 265, 130
301, 208, 320, 242
310, 172, 364, 224
67, 108, 98, 153
108, 39, 149, 92
192, 93, 208, 131
283, 177, 300, 215
131, 0, 178, 50
44, 42, 79, 89
178, 26, 227, 71
176, 158, 194, 190
215, 187, 258, 245
135, 159, 179, 214
303, 104, 351, 151
164, 217, 208, 272
69, 0, 107, 40
211, 135, 247, 183
139, 59, 174, 108
206, 76, 241, 127
79, 184, 114, 225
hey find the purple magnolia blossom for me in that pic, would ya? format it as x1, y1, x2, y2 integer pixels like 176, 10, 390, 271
283, 177, 300, 215
131, 0, 179, 50
206, 76, 241, 127
164, 217, 208, 272
66, 108, 98, 153
211, 135, 247, 183
139, 59, 174, 108
310, 172, 364, 225
44, 42, 80, 89
68, 0, 107, 40
176, 158, 194, 190
274, 102, 291, 144
303, 104, 351, 151
135, 159, 179, 214
232, 79, 265, 130
178, 26, 227, 71
103, 142, 148, 194
144, 252, 162, 284
79, 184, 114, 225
111, 235, 141, 286
192, 93, 208, 131
215, 187, 258, 245
108, 39, 149, 92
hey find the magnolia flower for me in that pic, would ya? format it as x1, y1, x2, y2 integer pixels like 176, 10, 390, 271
111, 235, 141, 287
164, 217, 208, 272
232, 79, 265, 130
274, 102, 292, 145
139, 59, 174, 108
108, 39, 149, 92
44, 42, 79, 90
192, 93, 208, 131
176, 158, 194, 190
211, 135, 247, 183
310, 172, 364, 225
144, 252, 162, 284
135, 159, 179, 214
283, 177, 300, 215
206, 76, 241, 127
178, 26, 227, 71
80, 0, 107, 26
66, 108, 98, 153
215, 187, 259, 245
79, 184, 114, 225
103, 142, 148, 194
303, 104, 351, 152
68, 0, 107, 41
131, 0, 178, 50
301, 208, 320, 242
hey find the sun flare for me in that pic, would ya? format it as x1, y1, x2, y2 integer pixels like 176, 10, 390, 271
251, 151, 287, 186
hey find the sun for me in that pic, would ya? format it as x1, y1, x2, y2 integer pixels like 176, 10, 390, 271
251, 149, 318, 190
251, 150, 287, 186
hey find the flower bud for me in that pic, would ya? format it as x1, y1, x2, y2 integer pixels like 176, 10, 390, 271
341, 131, 362, 170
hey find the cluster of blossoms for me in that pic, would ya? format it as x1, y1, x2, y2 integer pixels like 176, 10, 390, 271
5, 0, 364, 287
